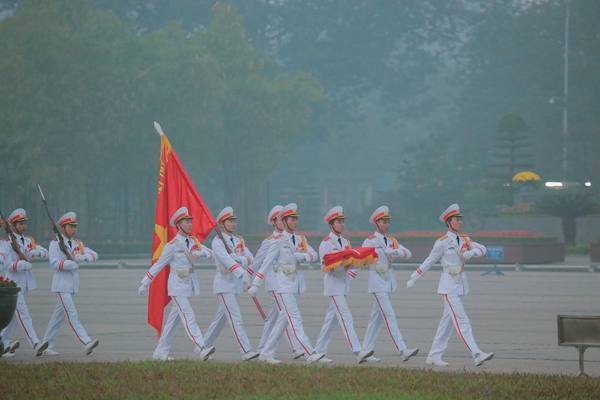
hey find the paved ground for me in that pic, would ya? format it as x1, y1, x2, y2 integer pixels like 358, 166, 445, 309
2, 256, 599, 377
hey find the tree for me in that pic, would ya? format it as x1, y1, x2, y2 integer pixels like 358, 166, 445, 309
535, 194, 599, 246
489, 114, 534, 206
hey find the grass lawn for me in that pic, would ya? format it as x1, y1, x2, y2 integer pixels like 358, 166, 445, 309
1, 361, 599, 399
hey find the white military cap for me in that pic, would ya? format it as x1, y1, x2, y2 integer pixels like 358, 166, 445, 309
267, 205, 283, 225
9, 208, 27, 224
369, 206, 391, 224
279, 203, 299, 219
58, 212, 77, 227
323, 206, 344, 223
170, 207, 193, 227
217, 206, 236, 224
439, 203, 462, 222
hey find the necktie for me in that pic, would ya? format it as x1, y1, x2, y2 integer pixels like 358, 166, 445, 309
456, 235, 460, 247
20, 237, 25, 246
185, 238, 190, 249
230, 237, 235, 248
384, 237, 388, 246
292, 235, 296, 246
68, 240, 72, 249
338, 237, 343, 248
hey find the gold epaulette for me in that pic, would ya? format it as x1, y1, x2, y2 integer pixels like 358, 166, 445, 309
438, 235, 448, 241
168, 237, 177, 244
2, 237, 9, 242
266, 234, 273, 240
235, 234, 243, 239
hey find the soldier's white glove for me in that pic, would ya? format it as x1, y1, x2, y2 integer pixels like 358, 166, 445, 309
138, 283, 148, 295
247, 284, 259, 296
231, 254, 242, 263
384, 248, 395, 255
84, 254, 94, 262
29, 249, 42, 257
461, 250, 475, 260
241, 272, 251, 291
64, 260, 79, 270
20, 260, 33, 271
294, 253, 305, 263
191, 250, 207, 259
74, 254, 86, 263
406, 279, 415, 290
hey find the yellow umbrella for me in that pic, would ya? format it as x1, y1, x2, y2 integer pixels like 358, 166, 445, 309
512, 171, 541, 182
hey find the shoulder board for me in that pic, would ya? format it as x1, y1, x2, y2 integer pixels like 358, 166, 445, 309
438, 235, 448, 241
460, 234, 472, 242
235, 234, 243, 239
188, 235, 197, 240
459, 234, 469, 239
52, 238, 58, 242
266, 234, 273, 240
168, 237, 177, 244
368, 235, 376, 240
2, 237, 9, 242
274, 233, 283, 239
323, 236, 331, 242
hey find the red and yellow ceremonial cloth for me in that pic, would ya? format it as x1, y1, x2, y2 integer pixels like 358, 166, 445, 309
149, 133, 217, 337
322, 247, 379, 272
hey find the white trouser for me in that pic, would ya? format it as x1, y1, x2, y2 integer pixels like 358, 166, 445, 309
428, 294, 481, 359
1, 291, 41, 348
43, 292, 91, 348
362, 292, 407, 353
314, 295, 362, 353
155, 296, 206, 355
260, 292, 315, 358
256, 291, 300, 353
203, 292, 252, 354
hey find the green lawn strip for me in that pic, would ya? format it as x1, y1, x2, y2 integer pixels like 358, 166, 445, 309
1, 361, 598, 399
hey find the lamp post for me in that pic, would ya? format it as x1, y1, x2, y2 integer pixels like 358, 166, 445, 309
562, 0, 570, 186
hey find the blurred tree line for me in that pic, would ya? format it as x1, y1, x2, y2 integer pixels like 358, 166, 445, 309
0, 0, 327, 241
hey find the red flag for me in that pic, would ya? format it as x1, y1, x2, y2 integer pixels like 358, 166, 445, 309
322, 247, 379, 271
148, 131, 216, 337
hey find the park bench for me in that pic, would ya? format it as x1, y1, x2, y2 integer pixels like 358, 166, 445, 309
557, 314, 600, 377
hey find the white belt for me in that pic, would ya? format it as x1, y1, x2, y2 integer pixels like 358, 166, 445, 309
170, 268, 194, 275
369, 264, 392, 272
443, 266, 464, 273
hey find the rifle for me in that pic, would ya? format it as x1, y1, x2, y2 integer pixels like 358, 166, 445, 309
214, 224, 267, 322
37, 184, 74, 261
0, 209, 28, 261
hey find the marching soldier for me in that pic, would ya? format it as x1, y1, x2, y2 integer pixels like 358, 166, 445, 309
247, 205, 304, 359
313, 206, 373, 363
407, 203, 493, 367
362, 206, 418, 363
1, 208, 49, 357
202, 207, 259, 361
139, 207, 215, 361
257, 203, 325, 364
41, 212, 100, 356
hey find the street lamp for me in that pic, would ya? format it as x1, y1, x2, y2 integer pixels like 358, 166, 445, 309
549, 0, 570, 187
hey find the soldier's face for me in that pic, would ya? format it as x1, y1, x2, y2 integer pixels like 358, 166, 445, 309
447, 216, 463, 232
376, 219, 391, 234
64, 224, 77, 238
330, 219, 345, 234
14, 221, 27, 235
284, 216, 298, 232
179, 218, 192, 235
273, 218, 285, 232
223, 219, 236, 233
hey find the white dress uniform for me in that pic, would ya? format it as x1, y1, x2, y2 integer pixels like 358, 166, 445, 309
42, 212, 99, 351
258, 204, 321, 361
203, 207, 256, 357
314, 207, 363, 357
142, 232, 213, 357
251, 210, 302, 354
361, 206, 416, 359
409, 204, 488, 362
1, 222, 48, 350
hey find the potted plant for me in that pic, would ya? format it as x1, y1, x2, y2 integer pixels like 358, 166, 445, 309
0, 277, 21, 357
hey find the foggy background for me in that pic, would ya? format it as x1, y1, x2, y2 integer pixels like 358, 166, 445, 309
0, 0, 598, 244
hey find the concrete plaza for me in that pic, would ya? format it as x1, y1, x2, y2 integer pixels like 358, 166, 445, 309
2, 258, 599, 377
